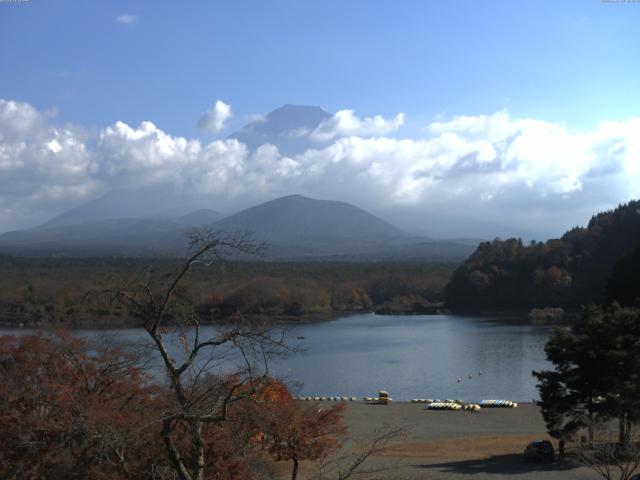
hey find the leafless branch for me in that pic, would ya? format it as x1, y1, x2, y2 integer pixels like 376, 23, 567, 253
313, 426, 408, 480
575, 422, 640, 480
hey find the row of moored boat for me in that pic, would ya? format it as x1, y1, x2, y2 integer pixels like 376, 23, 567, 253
296, 396, 518, 409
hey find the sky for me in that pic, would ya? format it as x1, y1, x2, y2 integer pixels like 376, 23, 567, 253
1, 0, 640, 236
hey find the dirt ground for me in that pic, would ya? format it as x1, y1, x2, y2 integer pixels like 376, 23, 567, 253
291, 401, 600, 480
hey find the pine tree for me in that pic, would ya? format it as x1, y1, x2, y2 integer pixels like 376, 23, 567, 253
534, 305, 640, 443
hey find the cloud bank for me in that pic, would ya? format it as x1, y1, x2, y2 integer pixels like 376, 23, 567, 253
311, 110, 405, 141
0, 98, 638, 235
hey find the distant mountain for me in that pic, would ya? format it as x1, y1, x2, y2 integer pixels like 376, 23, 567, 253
207, 194, 476, 260
228, 104, 331, 155
212, 194, 408, 242
177, 209, 224, 227
45, 184, 222, 227
384, 209, 548, 242
0, 194, 476, 261
0, 209, 223, 251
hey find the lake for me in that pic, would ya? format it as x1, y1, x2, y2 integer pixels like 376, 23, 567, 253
0, 313, 553, 402
276, 313, 553, 402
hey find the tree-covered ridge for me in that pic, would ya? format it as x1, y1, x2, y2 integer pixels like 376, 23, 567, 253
0, 258, 454, 327
445, 200, 640, 311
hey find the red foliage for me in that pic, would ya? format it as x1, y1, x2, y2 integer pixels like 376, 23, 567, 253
245, 379, 347, 479
0, 334, 346, 480
0, 331, 161, 479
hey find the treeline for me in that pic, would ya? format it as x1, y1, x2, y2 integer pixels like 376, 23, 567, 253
0, 257, 455, 327
445, 200, 640, 312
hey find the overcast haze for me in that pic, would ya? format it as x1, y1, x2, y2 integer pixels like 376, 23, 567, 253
1, 1, 639, 238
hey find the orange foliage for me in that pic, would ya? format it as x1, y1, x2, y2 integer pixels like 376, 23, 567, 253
245, 379, 347, 479
0, 332, 162, 479
0, 333, 346, 480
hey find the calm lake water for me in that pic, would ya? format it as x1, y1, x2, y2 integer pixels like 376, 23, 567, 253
1, 314, 553, 402
276, 313, 553, 402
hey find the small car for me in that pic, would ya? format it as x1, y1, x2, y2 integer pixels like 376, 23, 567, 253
524, 440, 555, 463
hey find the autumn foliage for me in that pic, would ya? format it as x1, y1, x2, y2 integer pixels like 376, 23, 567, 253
0, 332, 165, 479
445, 200, 640, 311
0, 333, 346, 480
236, 378, 347, 480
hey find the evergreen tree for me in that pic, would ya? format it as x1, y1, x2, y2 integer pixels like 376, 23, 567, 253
534, 305, 640, 443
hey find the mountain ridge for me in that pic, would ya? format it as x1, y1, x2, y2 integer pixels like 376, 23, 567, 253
444, 200, 640, 311
211, 194, 410, 242
0, 194, 476, 261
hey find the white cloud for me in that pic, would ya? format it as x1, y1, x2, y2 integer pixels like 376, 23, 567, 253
0, 99, 55, 142
0, 98, 639, 235
197, 100, 232, 135
310, 109, 405, 141
116, 14, 139, 26
95, 120, 202, 186
0, 100, 95, 230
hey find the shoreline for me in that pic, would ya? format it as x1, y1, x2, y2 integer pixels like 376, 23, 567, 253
0, 307, 575, 330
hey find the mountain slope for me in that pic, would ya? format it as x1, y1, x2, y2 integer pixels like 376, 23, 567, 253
0, 210, 223, 250
44, 184, 221, 227
208, 195, 475, 260
211, 194, 409, 242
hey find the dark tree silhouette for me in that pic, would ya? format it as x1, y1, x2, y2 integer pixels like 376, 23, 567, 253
534, 305, 640, 444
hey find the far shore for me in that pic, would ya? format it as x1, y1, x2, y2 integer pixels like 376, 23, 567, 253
0, 306, 578, 330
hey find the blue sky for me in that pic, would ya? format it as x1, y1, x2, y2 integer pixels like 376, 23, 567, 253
1, 0, 640, 236
2, 0, 639, 135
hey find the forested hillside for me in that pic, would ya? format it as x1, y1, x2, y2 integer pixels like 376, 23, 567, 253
445, 201, 640, 311
0, 257, 454, 327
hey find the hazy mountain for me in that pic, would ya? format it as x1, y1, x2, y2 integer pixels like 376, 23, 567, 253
0, 194, 476, 260
384, 209, 548, 242
0, 209, 223, 250
212, 194, 408, 242
206, 194, 476, 260
176, 209, 224, 227
45, 184, 221, 227
228, 104, 331, 155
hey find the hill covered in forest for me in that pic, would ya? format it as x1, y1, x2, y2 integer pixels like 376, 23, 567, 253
444, 200, 640, 312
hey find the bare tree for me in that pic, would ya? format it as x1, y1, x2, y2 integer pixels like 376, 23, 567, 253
312, 426, 407, 480
576, 421, 640, 480
96, 229, 292, 480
